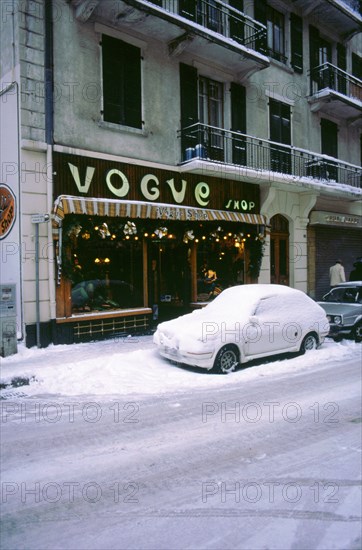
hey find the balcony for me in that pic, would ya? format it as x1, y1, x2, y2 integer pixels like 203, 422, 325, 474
291, 0, 361, 39
308, 63, 362, 124
179, 123, 362, 189
71, 0, 269, 76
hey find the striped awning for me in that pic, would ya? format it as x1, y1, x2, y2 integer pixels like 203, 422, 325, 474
53, 195, 266, 226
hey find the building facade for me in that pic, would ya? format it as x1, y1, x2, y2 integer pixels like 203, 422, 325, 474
1, 0, 361, 348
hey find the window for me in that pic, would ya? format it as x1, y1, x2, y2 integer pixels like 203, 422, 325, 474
269, 99, 291, 173
102, 35, 142, 128
179, 63, 225, 162
199, 77, 223, 129
267, 6, 286, 63
309, 27, 332, 91
290, 13, 303, 73
64, 216, 144, 315
198, 76, 224, 161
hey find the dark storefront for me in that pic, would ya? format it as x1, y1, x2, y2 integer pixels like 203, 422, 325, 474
309, 211, 362, 300
51, 152, 266, 344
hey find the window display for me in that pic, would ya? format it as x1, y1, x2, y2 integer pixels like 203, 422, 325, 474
62, 216, 143, 314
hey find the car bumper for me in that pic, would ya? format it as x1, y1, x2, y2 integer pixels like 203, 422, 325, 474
327, 324, 353, 338
158, 345, 215, 369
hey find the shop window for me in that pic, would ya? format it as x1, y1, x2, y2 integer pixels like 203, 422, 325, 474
102, 35, 142, 128
266, 6, 286, 63
196, 232, 246, 301
63, 216, 144, 314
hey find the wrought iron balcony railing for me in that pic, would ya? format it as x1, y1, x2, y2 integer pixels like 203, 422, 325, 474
179, 123, 362, 188
147, 0, 267, 53
310, 62, 362, 102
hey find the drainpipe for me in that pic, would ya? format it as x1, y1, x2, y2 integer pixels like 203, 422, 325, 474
44, 0, 56, 321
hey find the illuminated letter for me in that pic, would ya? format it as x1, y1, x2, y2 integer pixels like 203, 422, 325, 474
140, 174, 160, 201
166, 178, 187, 204
195, 182, 210, 207
106, 169, 129, 197
68, 163, 95, 193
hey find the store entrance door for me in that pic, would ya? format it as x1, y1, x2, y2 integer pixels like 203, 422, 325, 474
148, 240, 191, 322
270, 214, 289, 285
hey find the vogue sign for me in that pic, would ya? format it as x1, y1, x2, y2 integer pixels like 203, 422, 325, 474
53, 152, 260, 213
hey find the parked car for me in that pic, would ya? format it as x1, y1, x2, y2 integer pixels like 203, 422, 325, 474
154, 284, 329, 373
318, 282, 362, 342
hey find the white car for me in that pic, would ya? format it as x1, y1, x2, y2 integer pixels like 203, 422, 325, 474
154, 285, 329, 374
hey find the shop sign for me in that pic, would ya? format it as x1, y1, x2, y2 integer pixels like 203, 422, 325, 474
310, 211, 362, 228
225, 199, 256, 211
0, 184, 16, 239
156, 206, 209, 221
53, 152, 260, 213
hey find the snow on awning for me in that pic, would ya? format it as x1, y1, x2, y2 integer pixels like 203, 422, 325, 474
52, 195, 266, 226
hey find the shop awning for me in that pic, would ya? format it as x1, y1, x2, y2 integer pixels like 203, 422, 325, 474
53, 195, 266, 226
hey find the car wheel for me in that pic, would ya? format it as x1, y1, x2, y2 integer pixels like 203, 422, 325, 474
212, 345, 240, 374
354, 322, 362, 343
300, 333, 318, 354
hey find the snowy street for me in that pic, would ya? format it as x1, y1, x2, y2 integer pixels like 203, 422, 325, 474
1, 337, 361, 550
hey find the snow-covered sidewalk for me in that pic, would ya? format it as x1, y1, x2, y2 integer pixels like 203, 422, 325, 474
1, 336, 360, 399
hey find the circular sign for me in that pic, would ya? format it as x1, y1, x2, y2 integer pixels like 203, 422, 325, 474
0, 184, 16, 240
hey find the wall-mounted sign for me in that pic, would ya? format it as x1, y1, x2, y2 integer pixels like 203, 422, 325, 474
0, 184, 16, 239
53, 152, 260, 213
310, 211, 362, 228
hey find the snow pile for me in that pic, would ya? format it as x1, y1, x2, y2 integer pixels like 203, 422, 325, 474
0, 335, 360, 399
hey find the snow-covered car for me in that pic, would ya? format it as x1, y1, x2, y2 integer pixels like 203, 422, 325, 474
318, 282, 362, 342
154, 284, 329, 373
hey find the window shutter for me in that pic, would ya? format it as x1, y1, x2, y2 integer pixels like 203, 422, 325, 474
254, 0, 267, 53
231, 82, 246, 132
352, 53, 362, 80
102, 35, 123, 124
337, 43, 346, 72
231, 82, 246, 165
179, 0, 196, 21
309, 25, 319, 70
102, 35, 142, 128
180, 63, 198, 127
321, 118, 338, 158
270, 99, 290, 145
229, 0, 244, 43
290, 13, 303, 73
124, 42, 142, 128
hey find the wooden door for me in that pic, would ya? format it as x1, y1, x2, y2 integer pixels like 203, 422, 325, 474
270, 214, 289, 285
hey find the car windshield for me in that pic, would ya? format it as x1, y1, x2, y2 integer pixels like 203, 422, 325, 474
324, 287, 362, 304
